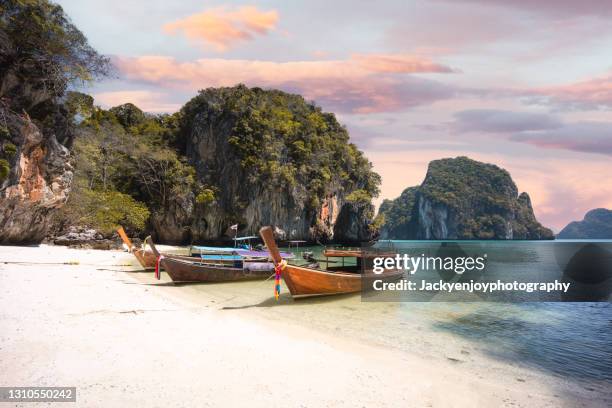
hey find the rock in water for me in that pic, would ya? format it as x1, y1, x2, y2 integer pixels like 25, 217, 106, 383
558, 209, 612, 239
0, 109, 73, 244
155, 85, 380, 243
378, 156, 553, 240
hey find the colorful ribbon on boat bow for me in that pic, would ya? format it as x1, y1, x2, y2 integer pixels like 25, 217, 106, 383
155, 255, 164, 280
274, 259, 287, 300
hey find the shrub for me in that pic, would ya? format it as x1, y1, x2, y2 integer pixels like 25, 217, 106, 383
80, 190, 150, 234
2, 142, 17, 159
0, 159, 9, 182
345, 189, 372, 205
196, 188, 216, 205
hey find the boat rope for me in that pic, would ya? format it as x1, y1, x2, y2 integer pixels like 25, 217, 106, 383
274, 259, 287, 301
155, 255, 164, 280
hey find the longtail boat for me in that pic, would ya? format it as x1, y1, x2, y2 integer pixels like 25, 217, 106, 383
117, 228, 207, 269
145, 237, 278, 283
259, 226, 403, 297
117, 228, 281, 270
117, 227, 157, 269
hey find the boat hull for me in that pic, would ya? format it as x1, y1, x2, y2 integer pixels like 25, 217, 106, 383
132, 250, 212, 270
281, 265, 403, 297
160, 257, 274, 283
133, 249, 156, 269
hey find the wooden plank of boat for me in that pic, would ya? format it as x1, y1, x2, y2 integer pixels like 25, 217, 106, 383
145, 237, 274, 283
259, 226, 403, 297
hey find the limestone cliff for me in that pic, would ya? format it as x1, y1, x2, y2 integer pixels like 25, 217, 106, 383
0, 108, 73, 243
378, 186, 417, 239
377, 157, 553, 240
152, 85, 380, 243
558, 209, 612, 239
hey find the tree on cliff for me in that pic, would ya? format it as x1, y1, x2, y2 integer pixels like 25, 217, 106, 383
377, 186, 417, 239
0, 0, 111, 115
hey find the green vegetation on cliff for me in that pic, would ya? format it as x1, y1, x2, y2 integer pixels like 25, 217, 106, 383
178, 85, 380, 208
167, 85, 380, 242
377, 186, 417, 239
57, 95, 198, 235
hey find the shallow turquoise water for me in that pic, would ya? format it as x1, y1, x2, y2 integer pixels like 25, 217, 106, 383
191, 240, 611, 396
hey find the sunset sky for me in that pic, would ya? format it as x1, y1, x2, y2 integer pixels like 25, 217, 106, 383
58, 0, 612, 231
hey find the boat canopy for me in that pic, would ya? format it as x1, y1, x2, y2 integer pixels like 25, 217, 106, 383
191, 245, 294, 259
191, 245, 240, 253
322, 248, 396, 258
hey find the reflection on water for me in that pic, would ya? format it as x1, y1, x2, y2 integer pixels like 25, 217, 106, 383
188, 240, 611, 395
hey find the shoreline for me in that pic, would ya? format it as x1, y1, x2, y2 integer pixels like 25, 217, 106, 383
0, 245, 608, 407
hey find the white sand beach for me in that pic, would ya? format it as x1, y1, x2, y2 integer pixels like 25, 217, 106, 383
0, 245, 607, 407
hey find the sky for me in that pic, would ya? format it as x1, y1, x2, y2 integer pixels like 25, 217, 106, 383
58, 0, 612, 231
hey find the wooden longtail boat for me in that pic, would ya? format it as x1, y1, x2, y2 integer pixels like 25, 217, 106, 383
259, 226, 403, 297
145, 237, 275, 283
117, 227, 157, 269
117, 228, 209, 270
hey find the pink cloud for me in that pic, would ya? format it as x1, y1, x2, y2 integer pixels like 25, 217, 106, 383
526, 72, 612, 110
352, 53, 455, 74
163, 6, 278, 51
113, 54, 456, 113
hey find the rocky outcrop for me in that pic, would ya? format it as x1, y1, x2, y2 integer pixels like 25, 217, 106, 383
558, 209, 612, 239
0, 108, 73, 244
378, 186, 417, 239
152, 85, 380, 243
333, 201, 376, 242
377, 157, 553, 240
53, 226, 121, 249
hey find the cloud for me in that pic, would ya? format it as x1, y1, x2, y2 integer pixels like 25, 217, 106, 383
525, 72, 612, 111
453, 109, 562, 133
453, 109, 612, 156
443, 0, 612, 18
352, 54, 455, 74
386, 1, 612, 59
510, 122, 612, 156
113, 54, 456, 113
163, 6, 278, 51
93, 90, 181, 113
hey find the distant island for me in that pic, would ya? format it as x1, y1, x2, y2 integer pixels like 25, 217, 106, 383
377, 157, 554, 240
557, 209, 612, 239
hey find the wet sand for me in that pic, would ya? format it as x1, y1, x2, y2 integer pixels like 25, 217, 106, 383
0, 245, 607, 407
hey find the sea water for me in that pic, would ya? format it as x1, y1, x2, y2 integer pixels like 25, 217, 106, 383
190, 240, 611, 396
